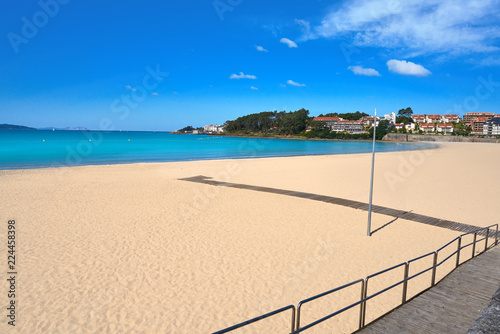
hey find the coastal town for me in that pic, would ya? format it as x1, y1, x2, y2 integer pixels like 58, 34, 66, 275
310, 111, 500, 135
186, 111, 500, 137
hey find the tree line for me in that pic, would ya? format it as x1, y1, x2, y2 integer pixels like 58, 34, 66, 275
224, 109, 310, 135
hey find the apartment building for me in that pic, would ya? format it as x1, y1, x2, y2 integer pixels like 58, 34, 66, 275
333, 121, 365, 134
463, 112, 495, 123
483, 118, 500, 136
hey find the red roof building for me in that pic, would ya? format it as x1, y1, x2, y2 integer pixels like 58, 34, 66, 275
313, 117, 343, 128
359, 116, 380, 126
437, 123, 454, 133
442, 114, 461, 123
333, 121, 365, 134
411, 115, 426, 123
427, 115, 443, 123
420, 123, 435, 132
313, 117, 342, 122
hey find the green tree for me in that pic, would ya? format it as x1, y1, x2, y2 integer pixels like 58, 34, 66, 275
396, 107, 414, 123
225, 109, 310, 135
178, 125, 194, 133
452, 122, 472, 136
369, 120, 392, 140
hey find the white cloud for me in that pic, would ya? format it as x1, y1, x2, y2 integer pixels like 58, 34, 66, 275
287, 79, 306, 87
478, 56, 500, 66
229, 72, 257, 80
308, 0, 500, 56
386, 59, 431, 77
280, 38, 298, 48
295, 19, 314, 41
348, 65, 381, 76
255, 45, 268, 52
250, 86, 258, 90
279, 83, 287, 87
125, 85, 136, 92
151, 92, 159, 96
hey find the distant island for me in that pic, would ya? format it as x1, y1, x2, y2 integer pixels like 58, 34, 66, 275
0, 124, 90, 131
0, 124, 36, 130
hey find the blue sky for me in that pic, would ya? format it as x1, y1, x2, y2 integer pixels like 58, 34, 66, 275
2, 0, 500, 131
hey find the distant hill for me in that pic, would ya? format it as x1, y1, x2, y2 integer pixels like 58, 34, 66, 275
64, 127, 89, 131
0, 123, 36, 130
38, 127, 89, 131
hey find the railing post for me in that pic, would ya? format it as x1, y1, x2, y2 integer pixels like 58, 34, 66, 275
472, 233, 477, 259
485, 228, 490, 251
358, 280, 365, 330
402, 263, 409, 304
291, 307, 296, 333
496, 225, 499, 246
431, 252, 438, 286
456, 237, 461, 268
296, 305, 301, 331
360, 279, 368, 328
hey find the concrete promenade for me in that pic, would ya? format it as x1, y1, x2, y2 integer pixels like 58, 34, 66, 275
356, 246, 500, 334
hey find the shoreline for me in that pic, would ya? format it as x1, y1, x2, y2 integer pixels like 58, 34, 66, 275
180, 131, 500, 143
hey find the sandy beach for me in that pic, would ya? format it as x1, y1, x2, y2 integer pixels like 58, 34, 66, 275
1, 142, 499, 333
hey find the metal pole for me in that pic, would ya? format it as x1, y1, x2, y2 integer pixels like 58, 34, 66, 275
367, 108, 377, 237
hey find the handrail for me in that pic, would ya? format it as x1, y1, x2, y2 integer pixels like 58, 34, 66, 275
295, 279, 364, 330
436, 236, 460, 253
360, 262, 407, 326
365, 262, 407, 281
292, 298, 365, 333
211, 305, 296, 334
212, 224, 499, 334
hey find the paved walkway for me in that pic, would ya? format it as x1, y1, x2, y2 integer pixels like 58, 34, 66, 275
355, 246, 500, 334
179, 176, 497, 237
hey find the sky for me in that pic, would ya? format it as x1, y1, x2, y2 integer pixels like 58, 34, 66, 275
1, 0, 500, 131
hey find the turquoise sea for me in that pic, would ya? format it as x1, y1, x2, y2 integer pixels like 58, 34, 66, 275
0, 130, 434, 170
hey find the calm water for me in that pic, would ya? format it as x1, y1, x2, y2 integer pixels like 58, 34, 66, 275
0, 130, 435, 170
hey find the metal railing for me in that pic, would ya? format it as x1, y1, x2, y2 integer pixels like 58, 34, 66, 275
295, 279, 364, 331
211, 305, 296, 334
212, 224, 498, 334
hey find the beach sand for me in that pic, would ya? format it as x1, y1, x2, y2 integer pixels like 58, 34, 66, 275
1, 142, 499, 333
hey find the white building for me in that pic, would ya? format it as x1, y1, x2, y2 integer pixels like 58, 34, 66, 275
384, 112, 396, 125
333, 121, 365, 134
420, 123, 435, 133
360, 116, 380, 126
483, 118, 500, 135
405, 123, 416, 132
442, 114, 461, 123
394, 123, 404, 130
204, 124, 225, 133
426, 115, 443, 123
411, 115, 427, 123
437, 123, 454, 134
